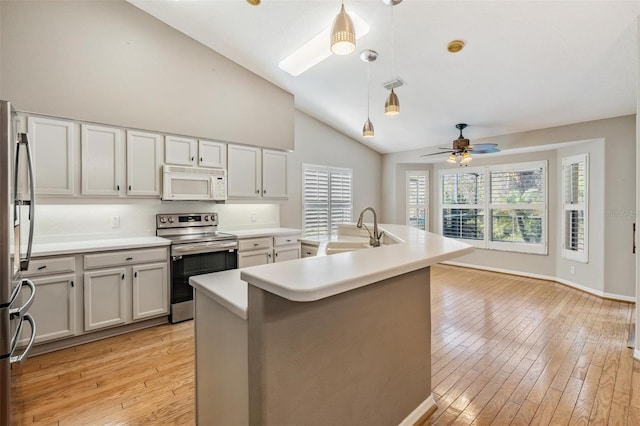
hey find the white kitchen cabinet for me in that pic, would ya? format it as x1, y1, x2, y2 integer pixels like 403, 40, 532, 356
262, 149, 288, 199
126, 130, 163, 197
237, 237, 273, 268
198, 140, 226, 169
132, 262, 168, 320
84, 267, 127, 331
81, 124, 123, 196
273, 234, 301, 263
165, 135, 197, 166
301, 244, 318, 258
227, 145, 288, 200
27, 116, 75, 196
227, 145, 261, 199
84, 247, 169, 330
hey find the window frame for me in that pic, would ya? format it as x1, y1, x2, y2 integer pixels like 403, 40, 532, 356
405, 169, 429, 231
302, 163, 353, 238
561, 153, 589, 263
439, 160, 548, 254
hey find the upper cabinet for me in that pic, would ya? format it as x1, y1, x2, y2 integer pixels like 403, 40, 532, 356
126, 130, 163, 197
198, 140, 226, 169
165, 136, 226, 169
227, 145, 288, 200
27, 116, 75, 196
81, 124, 123, 196
165, 135, 197, 167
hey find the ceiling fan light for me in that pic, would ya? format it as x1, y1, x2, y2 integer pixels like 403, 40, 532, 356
362, 118, 374, 138
385, 88, 400, 115
331, 4, 356, 55
461, 151, 472, 164
446, 153, 457, 164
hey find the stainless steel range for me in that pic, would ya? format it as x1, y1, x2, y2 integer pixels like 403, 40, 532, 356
156, 213, 237, 323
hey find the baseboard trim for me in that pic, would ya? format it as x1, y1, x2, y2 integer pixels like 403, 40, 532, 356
399, 394, 436, 426
441, 261, 635, 303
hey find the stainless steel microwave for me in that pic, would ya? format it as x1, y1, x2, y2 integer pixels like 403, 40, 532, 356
162, 165, 227, 201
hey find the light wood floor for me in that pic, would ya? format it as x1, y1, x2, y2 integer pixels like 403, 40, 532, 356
10, 265, 639, 425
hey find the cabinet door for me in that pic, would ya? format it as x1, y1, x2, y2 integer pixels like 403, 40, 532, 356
274, 246, 301, 263
132, 262, 168, 320
198, 140, 226, 169
237, 248, 272, 268
165, 136, 197, 166
27, 116, 75, 195
127, 130, 163, 197
84, 268, 126, 331
262, 149, 288, 199
227, 145, 261, 199
19, 274, 76, 345
81, 124, 123, 196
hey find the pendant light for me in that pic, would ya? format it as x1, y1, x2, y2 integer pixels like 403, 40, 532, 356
384, 1, 401, 115
360, 49, 378, 138
331, 2, 356, 55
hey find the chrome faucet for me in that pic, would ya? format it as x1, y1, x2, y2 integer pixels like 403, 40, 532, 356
356, 207, 384, 247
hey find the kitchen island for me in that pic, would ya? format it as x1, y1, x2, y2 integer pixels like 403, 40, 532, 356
190, 224, 473, 426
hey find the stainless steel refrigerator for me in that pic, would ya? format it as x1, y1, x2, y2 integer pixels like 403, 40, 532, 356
0, 100, 37, 426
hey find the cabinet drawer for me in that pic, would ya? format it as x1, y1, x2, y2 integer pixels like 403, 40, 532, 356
22, 256, 76, 277
274, 235, 300, 247
84, 247, 168, 270
301, 245, 318, 258
238, 237, 273, 252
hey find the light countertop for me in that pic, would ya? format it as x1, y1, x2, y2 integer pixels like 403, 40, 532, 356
31, 236, 171, 256
190, 270, 248, 319
240, 224, 473, 302
226, 227, 302, 239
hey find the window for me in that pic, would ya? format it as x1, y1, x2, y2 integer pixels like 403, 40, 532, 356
439, 161, 547, 254
303, 164, 352, 237
562, 154, 588, 262
406, 170, 428, 230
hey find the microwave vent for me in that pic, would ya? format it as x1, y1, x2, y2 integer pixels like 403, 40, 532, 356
163, 165, 226, 176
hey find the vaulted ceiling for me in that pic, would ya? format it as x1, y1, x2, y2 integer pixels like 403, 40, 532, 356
129, 0, 639, 154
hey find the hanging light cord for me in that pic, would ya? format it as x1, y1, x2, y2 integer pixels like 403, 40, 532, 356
390, 5, 395, 78
367, 60, 371, 118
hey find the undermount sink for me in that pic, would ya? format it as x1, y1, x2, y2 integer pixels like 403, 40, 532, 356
325, 241, 372, 255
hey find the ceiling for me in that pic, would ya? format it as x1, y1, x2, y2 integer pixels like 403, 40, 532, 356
128, 0, 639, 155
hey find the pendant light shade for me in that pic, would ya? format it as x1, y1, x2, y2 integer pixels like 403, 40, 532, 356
385, 88, 400, 115
331, 4, 356, 55
461, 151, 473, 164
363, 118, 374, 138
447, 153, 457, 164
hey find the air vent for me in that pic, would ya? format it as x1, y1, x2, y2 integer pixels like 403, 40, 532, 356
383, 77, 406, 90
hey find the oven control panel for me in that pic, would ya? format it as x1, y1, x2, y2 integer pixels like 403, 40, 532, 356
157, 213, 219, 228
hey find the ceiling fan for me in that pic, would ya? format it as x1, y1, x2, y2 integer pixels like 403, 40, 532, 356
421, 123, 500, 165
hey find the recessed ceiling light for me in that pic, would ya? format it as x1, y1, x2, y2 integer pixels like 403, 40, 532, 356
278, 12, 370, 77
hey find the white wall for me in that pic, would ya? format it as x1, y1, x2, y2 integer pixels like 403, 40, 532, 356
382, 115, 636, 299
279, 111, 382, 230
0, 0, 294, 151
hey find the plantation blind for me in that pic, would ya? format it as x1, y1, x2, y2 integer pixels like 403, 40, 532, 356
407, 170, 428, 230
441, 170, 485, 241
562, 154, 588, 262
303, 165, 352, 237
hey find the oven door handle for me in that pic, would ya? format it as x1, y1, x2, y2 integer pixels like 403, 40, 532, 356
171, 241, 238, 255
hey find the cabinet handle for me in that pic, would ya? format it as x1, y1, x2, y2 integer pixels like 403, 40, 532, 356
128, 185, 132, 191
126, 257, 133, 261
255, 189, 260, 194
37, 265, 47, 270
134, 271, 138, 278
275, 253, 278, 257
121, 274, 125, 280
200, 157, 203, 162
268, 253, 272, 258
263, 189, 266, 194
305, 251, 312, 255
253, 243, 259, 247
71, 280, 74, 287
116, 185, 120, 191
191, 156, 195, 161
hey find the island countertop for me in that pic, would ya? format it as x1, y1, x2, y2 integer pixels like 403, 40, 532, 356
240, 224, 473, 302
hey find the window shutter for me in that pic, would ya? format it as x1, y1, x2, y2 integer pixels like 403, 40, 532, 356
562, 154, 588, 262
303, 165, 352, 237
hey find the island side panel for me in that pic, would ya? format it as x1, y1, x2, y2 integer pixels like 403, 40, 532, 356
248, 267, 432, 426
194, 291, 249, 426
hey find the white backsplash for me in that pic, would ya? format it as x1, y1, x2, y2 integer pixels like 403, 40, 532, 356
34, 202, 281, 243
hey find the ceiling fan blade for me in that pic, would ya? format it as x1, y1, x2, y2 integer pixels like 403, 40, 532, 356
472, 147, 501, 154
468, 143, 498, 150
420, 151, 452, 157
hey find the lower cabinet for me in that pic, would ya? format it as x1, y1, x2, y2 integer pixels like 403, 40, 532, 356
84, 267, 127, 331
237, 234, 301, 267
19, 273, 76, 345
274, 245, 301, 262
132, 263, 168, 320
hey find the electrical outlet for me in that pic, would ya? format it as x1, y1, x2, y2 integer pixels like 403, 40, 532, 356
570, 265, 576, 275
111, 216, 120, 228
251, 212, 257, 222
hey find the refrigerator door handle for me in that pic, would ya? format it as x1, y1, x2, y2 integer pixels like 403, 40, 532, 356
15, 133, 35, 271
9, 279, 35, 319
10, 313, 36, 364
